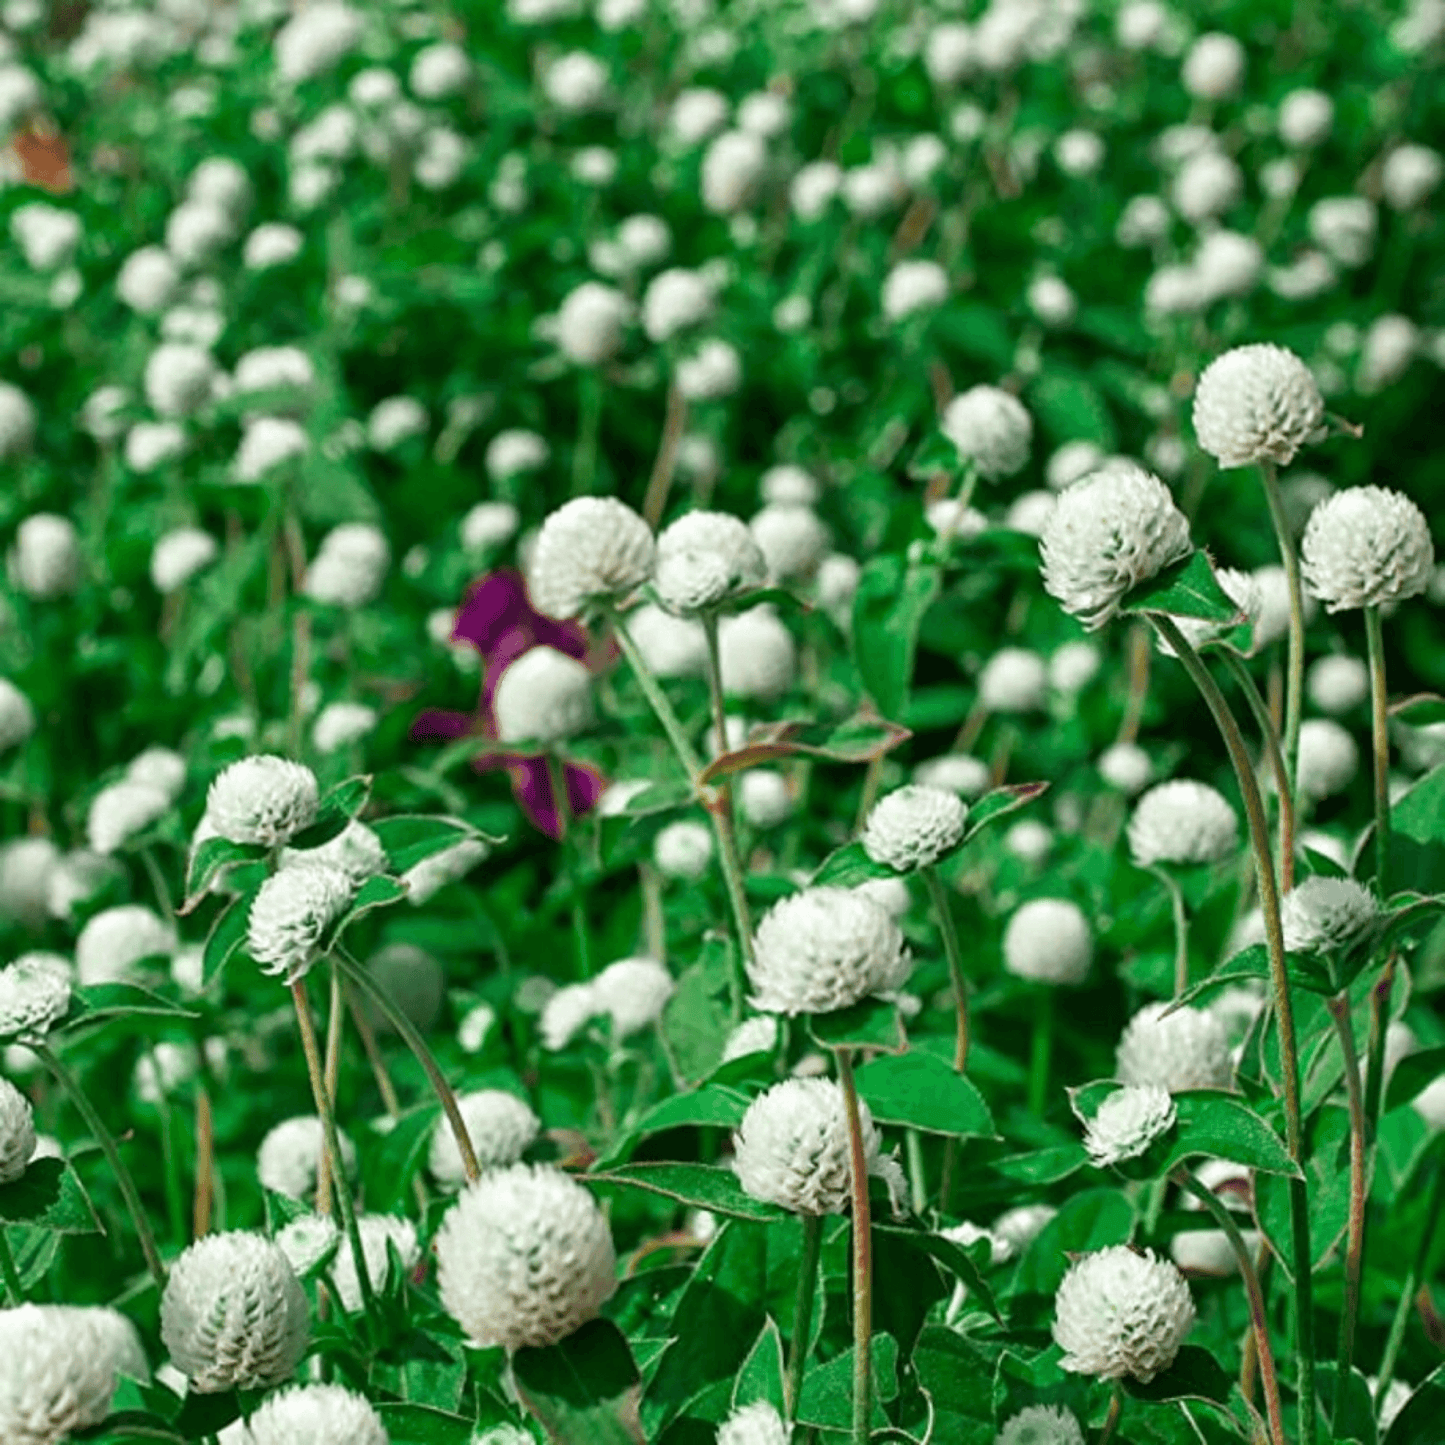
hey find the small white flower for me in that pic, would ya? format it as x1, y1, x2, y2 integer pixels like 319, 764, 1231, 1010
280, 820, 385, 890
1301, 486, 1434, 612
1003, 899, 1092, 985
0, 679, 36, 751
247, 862, 355, 982
1382, 143, 1443, 210
1083, 1084, 1177, 1167
0, 953, 70, 1040
641, 267, 713, 341
76, 905, 175, 985
331, 1214, 419, 1312
543, 51, 609, 112
882, 259, 948, 322
206, 756, 318, 846
738, 770, 793, 829
246, 1383, 388, 1445
12, 513, 81, 598
1181, 32, 1244, 99
1004, 820, 1053, 864
242, 222, 303, 271
1309, 196, 1377, 268
1048, 640, 1102, 695
461, 502, 520, 553
144, 343, 215, 418
748, 887, 911, 1015
979, 648, 1047, 713
430, 1089, 539, 1186
274, 2, 362, 82
717, 1399, 789, 1445
941, 385, 1032, 479
86, 780, 170, 854
150, 527, 218, 593
718, 607, 796, 701
1280, 877, 1378, 954
1117, 1002, 1233, 1092
591, 956, 674, 1037
1054, 1246, 1194, 1382
862, 785, 967, 872
655, 510, 766, 613
493, 646, 595, 744
702, 129, 767, 213
791, 160, 844, 220
722, 1014, 779, 1062
435, 1164, 616, 1348
0, 1076, 35, 1182
274, 1212, 340, 1279
676, 339, 742, 401
402, 838, 488, 907
311, 701, 378, 754
10, 202, 80, 270
1127, 780, 1238, 867
913, 754, 989, 799
364, 396, 427, 452
529, 497, 654, 620
749, 505, 827, 585
1307, 655, 1368, 714
257, 1115, 356, 1200
410, 41, 470, 99
1192, 344, 1324, 469
556, 281, 632, 366
117, 245, 179, 313
1297, 718, 1360, 800
304, 524, 390, 608
540, 981, 599, 1051
654, 820, 713, 880
1278, 88, 1333, 148
995, 1405, 1085, 1445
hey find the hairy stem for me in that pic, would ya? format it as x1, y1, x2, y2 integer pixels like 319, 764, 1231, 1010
785, 1213, 824, 1419
836, 1049, 873, 1445
1222, 651, 1296, 890
1259, 460, 1304, 819
1156, 866, 1190, 997
315, 963, 345, 1217
1327, 992, 1369, 1431
1097, 1386, 1124, 1445
608, 607, 706, 779
921, 866, 969, 1073
1364, 605, 1390, 894
641, 383, 687, 527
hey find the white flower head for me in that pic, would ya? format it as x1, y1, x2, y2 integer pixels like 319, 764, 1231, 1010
151, 527, 218, 593
117, 245, 180, 313
882, 259, 948, 322
1083, 1084, 1177, 1168
941, 385, 1032, 479
366, 396, 427, 451
530, 497, 654, 620
1053, 1246, 1194, 1381
1297, 718, 1359, 800
913, 754, 989, 799
641, 267, 713, 342
1002, 898, 1092, 985
654, 820, 713, 880
12, 513, 81, 598
626, 603, 708, 678
76, 905, 175, 985
590, 956, 674, 1038
86, 780, 170, 855
205, 756, 318, 846
243, 222, 303, 271
430, 1089, 540, 1186
1382, 144, 1443, 210
274, 2, 362, 82
0, 1077, 35, 1183
1127, 780, 1238, 867
979, 647, 1048, 713
995, 1405, 1085, 1445
1181, 32, 1244, 98
749, 505, 828, 585
305, 523, 390, 608
0, 953, 71, 1040
1040, 462, 1192, 629
493, 646, 595, 745
733, 1077, 902, 1215
144, 342, 215, 417
543, 50, 609, 112
656, 510, 766, 614
722, 1014, 779, 1062
718, 1398, 790, 1445
1117, 1002, 1233, 1092
718, 607, 797, 701
1301, 486, 1433, 612
410, 41, 470, 99
331, 1213, 419, 1313
0, 679, 35, 752
273, 1213, 339, 1279
402, 837, 488, 905
435, 1164, 615, 1349
247, 862, 355, 982
540, 980, 600, 1051
245, 1383, 388, 1445
311, 701, 378, 754
1192, 344, 1324, 469
160, 1231, 309, 1392
257, 1115, 356, 1200
748, 887, 911, 1015
556, 282, 631, 367
702, 129, 766, 213
1280, 877, 1378, 954
862, 784, 967, 872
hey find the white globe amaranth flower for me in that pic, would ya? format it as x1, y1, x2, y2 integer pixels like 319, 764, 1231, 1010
750, 505, 828, 584
0, 1077, 34, 1183
882, 259, 948, 322
1084, 1084, 1177, 1168
0, 383, 35, 462
717, 1399, 789, 1445
331, 1213, 419, 1313
1278, 88, 1333, 147
245, 1383, 388, 1445
543, 51, 610, 112
529, 497, 654, 620
76, 905, 175, 985
739, 770, 793, 829
641, 267, 713, 341
747, 886, 911, 1015
273, 1213, 340, 1279
654, 820, 713, 881
556, 281, 632, 366
435, 1163, 616, 1349
1117, 1002, 1233, 1092
257, 1115, 356, 1200
0, 679, 36, 751
0, 954, 71, 1040
205, 755, 318, 846
12, 514, 81, 598
312, 701, 378, 754
941, 385, 1032, 479
718, 607, 797, 701
1297, 718, 1359, 800
1307, 654, 1368, 714
150, 526, 218, 593
117, 244, 179, 313
734, 1077, 901, 1215
402, 837, 488, 905
274, 2, 361, 82
1413, 1074, 1445, 1132
243, 222, 302, 272
247, 862, 355, 982
994, 1201, 1058, 1255
1003, 898, 1092, 985
994, 1405, 1085, 1445
979, 647, 1048, 713
461, 502, 520, 552
590, 956, 674, 1039
281, 820, 386, 891
1040, 462, 1192, 630
457, 1002, 496, 1054
913, 754, 989, 799
161, 1231, 309, 1392
430, 1089, 540, 1186
365, 396, 427, 452
493, 646, 595, 745
86, 779, 170, 854
305, 523, 390, 608
790, 159, 844, 220
676, 339, 742, 402
862, 784, 967, 872
625, 604, 708, 679
1281, 877, 1379, 954
1192, 344, 1324, 469
1029, 275, 1076, 327
1301, 486, 1434, 612
655, 510, 766, 613
540, 980, 599, 1051
1048, 640, 1102, 696
1181, 31, 1243, 98
410, 41, 470, 99
1127, 780, 1239, 868
125, 421, 186, 473
1357, 314, 1419, 394
1309, 196, 1377, 268
144, 343, 215, 418
1382, 143, 1443, 210
1170, 150, 1242, 226
702, 129, 766, 213
80, 384, 129, 443
10, 203, 79, 271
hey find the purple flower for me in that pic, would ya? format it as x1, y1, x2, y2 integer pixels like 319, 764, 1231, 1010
412, 569, 605, 840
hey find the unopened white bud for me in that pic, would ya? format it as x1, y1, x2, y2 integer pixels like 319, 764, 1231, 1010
1003, 898, 1092, 985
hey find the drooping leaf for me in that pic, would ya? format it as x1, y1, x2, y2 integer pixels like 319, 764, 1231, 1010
203, 887, 257, 985
810, 841, 897, 888
809, 999, 906, 1053
588, 1163, 789, 1223
182, 836, 266, 909
991, 1144, 1089, 1186
1125, 551, 1244, 625
512, 1318, 645, 1445
699, 715, 911, 785
854, 1051, 995, 1138
0, 1158, 101, 1233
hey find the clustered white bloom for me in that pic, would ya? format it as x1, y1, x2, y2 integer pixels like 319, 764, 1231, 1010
1116, 1002, 1233, 1092
1192, 344, 1325, 468
245, 1384, 389, 1445
1083, 1083, 1177, 1167
940, 385, 1033, 478
206, 756, 318, 846
257, 1115, 356, 1199
530, 497, 655, 619
493, 646, 595, 743
0, 953, 71, 1040
1280, 877, 1379, 954
1301, 485, 1434, 612
861, 784, 967, 872
1127, 780, 1239, 867
1002, 898, 1093, 985
655, 509, 766, 612
305, 523, 390, 608
247, 862, 355, 982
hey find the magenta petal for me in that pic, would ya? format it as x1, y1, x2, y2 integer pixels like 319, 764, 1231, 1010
565, 761, 606, 819
410, 708, 476, 742
451, 569, 532, 655
512, 758, 564, 840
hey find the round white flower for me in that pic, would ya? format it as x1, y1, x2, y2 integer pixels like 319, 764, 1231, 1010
1084, 1084, 1176, 1168
247, 862, 355, 982
435, 1164, 615, 1349
1053, 1246, 1194, 1381
402, 837, 488, 905
862, 785, 967, 872
117, 245, 180, 313
1005, 820, 1053, 865
1127, 780, 1238, 867
492, 646, 595, 744
1192, 344, 1324, 469
1301, 486, 1433, 612
246, 1383, 387, 1445
311, 701, 377, 754
747, 887, 911, 1015
718, 607, 797, 701
1279, 88, 1333, 148
0, 953, 70, 1040
1029, 275, 1076, 326
1181, 32, 1244, 99
256, 1115, 356, 1200
624, 604, 707, 679
160, 1231, 309, 1392
12, 514, 80, 598
274, 1213, 339, 1280
1297, 718, 1359, 800
461, 502, 520, 553
1171, 150, 1241, 225
722, 1014, 779, 1063
1099, 741, 1154, 796
543, 51, 609, 112
995, 1405, 1085, 1445
738, 770, 793, 829
529, 497, 654, 620
591, 956, 674, 1037
654, 820, 713, 880
331, 1213, 419, 1313
1309, 196, 1377, 268
206, 756, 318, 846
676, 339, 742, 401
76, 905, 175, 985
655, 510, 766, 613
1307, 654, 1368, 713
150, 527, 217, 593
1281, 877, 1378, 954
882, 259, 948, 322
979, 648, 1048, 713
1382, 144, 1443, 210
242, 222, 302, 272
1002, 898, 1092, 985
9, 203, 77, 271
410, 41, 470, 99
1116, 1002, 1233, 1092
913, 754, 989, 799
702, 129, 766, 213
718, 1398, 789, 1445
124, 421, 186, 473
641, 267, 714, 342
941, 385, 1032, 479
0, 1077, 34, 1183
0, 679, 36, 751
86, 780, 170, 855
304, 524, 390, 608
144, 343, 215, 417
430, 1089, 539, 1186
274, 2, 361, 82
557, 281, 632, 366
365, 396, 427, 452
1040, 462, 1192, 629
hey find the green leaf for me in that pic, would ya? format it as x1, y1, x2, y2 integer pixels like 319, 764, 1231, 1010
902, 685, 974, 730
375, 1403, 483, 1445
0, 1158, 101, 1233
852, 556, 942, 719
512, 1318, 645, 1445
1166, 1093, 1300, 1178
961, 782, 1050, 846
1029, 368, 1116, 448
363, 1103, 439, 1214
810, 840, 897, 888
809, 999, 906, 1053
910, 1327, 996, 1445
699, 715, 911, 785
624, 1085, 751, 1139
1124, 1346, 1232, 1405
1383, 1362, 1445, 1444
732, 1318, 786, 1414
877, 1224, 1002, 1323
1370, 762, 1445, 894
369, 815, 497, 875
182, 836, 266, 908
1125, 551, 1244, 625
1386, 1045, 1445, 1115
660, 937, 737, 1087
203, 888, 256, 985
991, 1144, 1088, 1185
171, 1389, 241, 1438
65, 984, 200, 1030
854, 1051, 995, 1138
1254, 1109, 1352, 1280
1317, 1365, 1378, 1445
1389, 692, 1445, 726
324, 874, 409, 950
796, 1333, 898, 1432
1012, 1189, 1134, 1296
287, 775, 372, 850
588, 1163, 789, 1222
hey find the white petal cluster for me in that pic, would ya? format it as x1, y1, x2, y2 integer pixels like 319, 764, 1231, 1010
654, 820, 713, 880
273, 1214, 340, 1279
739, 769, 793, 828
1053, 1246, 1194, 1381
85, 779, 170, 854
748, 887, 911, 1014
0, 680, 36, 752
540, 981, 600, 1051
144, 343, 215, 417
1297, 718, 1359, 800
1040, 462, 1192, 629
702, 129, 766, 213
1280, 877, 1378, 954
245, 1383, 388, 1445
656, 510, 766, 612
627, 603, 707, 678
641, 267, 713, 341
1301, 486, 1434, 612
994, 1405, 1085, 1445
242, 223, 302, 272
592, 956, 675, 1036
0, 954, 71, 1040
274, 2, 362, 83
543, 51, 610, 112
718, 607, 797, 700
1382, 143, 1443, 210
1127, 780, 1239, 868
1307, 654, 1368, 714
1116, 1002, 1233, 1092
281, 820, 386, 890
332, 1214, 419, 1312
10, 203, 80, 270
1002, 898, 1092, 985
722, 1014, 779, 1062
913, 754, 989, 799
429, 1089, 540, 1186
750, 505, 828, 584
734, 1077, 898, 1215
882, 259, 948, 322
410, 41, 470, 99
676, 339, 742, 401
305, 524, 390, 608
234, 417, 308, 482
1181, 32, 1244, 98
257, 1116, 356, 1200
0, 1077, 34, 1184
862, 784, 967, 872
247, 862, 355, 982
493, 646, 595, 744
435, 1164, 616, 1349
530, 497, 655, 619
160, 1231, 309, 1392
118, 245, 180, 313
150, 526, 218, 592
1192, 344, 1324, 468
485, 429, 549, 480
75, 905, 175, 985
461, 502, 520, 552
556, 281, 632, 366
206, 756, 319, 846
717, 1399, 789, 1445
1084, 1084, 1176, 1167
402, 837, 488, 905
979, 647, 1047, 713
940, 385, 1033, 479
12, 514, 81, 598
1309, 196, 1376, 267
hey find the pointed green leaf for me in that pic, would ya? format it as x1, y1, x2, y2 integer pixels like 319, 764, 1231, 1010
374, 1403, 479, 1445
1166, 1093, 1300, 1178
961, 782, 1050, 846
0, 1158, 102, 1233
1125, 551, 1243, 624
203, 889, 255, 985
810, 840, 897, 888
287, 775, 372, 850
796, 1333, 898, 1432
809, 999, 906, 1053
855, 1051, 996, 1138
512, 1318, 645, 1445
588, 1163, 789, 1223
1124, 1346, 1232, 1405
369, 815, 499, 875
183, 836, 266, 908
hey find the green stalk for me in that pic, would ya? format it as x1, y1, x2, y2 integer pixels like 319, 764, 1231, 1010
33, 1040, 167, 1294
1149, 614, 1314, 1444
1222, 651, 1296, 890
1364, 605, 1391, 893
572, 370, 603, 496
546, 752, 592, 977
921, 866, 969, 1073
1327, 993, 1369, 1435
785, 1213, 824, 1419
1097, 1386, 1124, 1445
1258, 460, 1305, 815
835, 1048, 873, 1445
1155, 866, 1190, 998
607, 607, 705, 779
0, 1229, 25, 1302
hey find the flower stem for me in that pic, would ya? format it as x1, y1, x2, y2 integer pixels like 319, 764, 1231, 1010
1156, 866, 1190, 997
1176, 1168, 1286, 1445
33, 1040, 167, 1294
335, 948, 480, 1183
1327, 992, 1369, 1433
1148, 613, 1314, 1445
641, 383, 688, 527
193, 1084, 214, 1239
921, 866, 968, 1073
0, 1229, 25, 1302
315, 963, 345, 1217
836, 1048, 873, 1445
1222, 651, 1296, 890
1258, 460, 1304, 814
608, 607, 705, 779
785, 1213, 824, 1419
1097, 1385, 1124, 1445
1364, 605, 1390, 894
